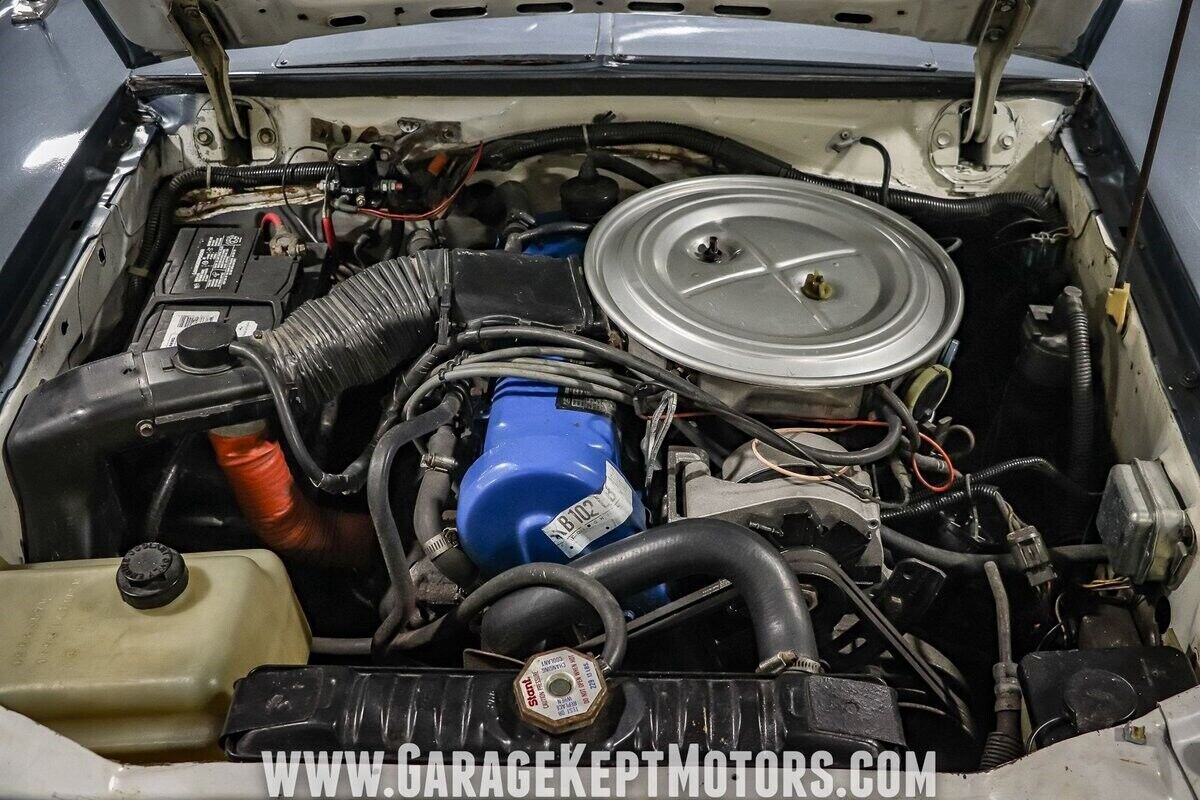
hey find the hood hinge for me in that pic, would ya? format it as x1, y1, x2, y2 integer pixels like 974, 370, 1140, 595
167, 0, 246, 144
966, 0, 1036, 144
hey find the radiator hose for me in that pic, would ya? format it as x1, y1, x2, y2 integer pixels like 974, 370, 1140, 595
481, 121, 1054, 221
413, 425, 478, 587
476, 519, 822, 673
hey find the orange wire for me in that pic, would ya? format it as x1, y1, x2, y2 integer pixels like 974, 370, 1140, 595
355, 144, 484, 222
911, 433, 957, 493
773, 416, 958, 493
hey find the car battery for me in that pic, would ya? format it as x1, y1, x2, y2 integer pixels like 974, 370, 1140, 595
132, 226, 300, 351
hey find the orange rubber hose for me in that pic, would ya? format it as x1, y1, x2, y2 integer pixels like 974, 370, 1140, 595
209, 427, 376, 568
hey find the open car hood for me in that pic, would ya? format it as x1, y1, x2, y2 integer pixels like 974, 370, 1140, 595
96, 0, 1118, 68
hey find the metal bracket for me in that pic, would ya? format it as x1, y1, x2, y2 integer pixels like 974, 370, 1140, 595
167, 0, 245, 143
1106, 282, 1132, 331
966, 0, 1036, 144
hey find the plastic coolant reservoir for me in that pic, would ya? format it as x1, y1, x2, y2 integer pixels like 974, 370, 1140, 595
457, 376, 648, 574
0, 548, 309, 761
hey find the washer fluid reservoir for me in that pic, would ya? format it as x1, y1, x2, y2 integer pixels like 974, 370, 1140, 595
457, 376, 646, 575
0, 548, 309, 760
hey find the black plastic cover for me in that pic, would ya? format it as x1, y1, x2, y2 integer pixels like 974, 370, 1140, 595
1019, 647, 1195, 747
448, 250, 595, 333
6, 347, 270, 561
223, 666, 905, 762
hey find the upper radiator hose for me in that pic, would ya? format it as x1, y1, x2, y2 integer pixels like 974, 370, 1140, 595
258, 251, 444, 409
481, 121, 1054, 221
209, 423, 375, 568
477, 519, 822, 673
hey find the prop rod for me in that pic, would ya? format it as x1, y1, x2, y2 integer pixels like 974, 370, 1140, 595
1115, 0, 1194, 287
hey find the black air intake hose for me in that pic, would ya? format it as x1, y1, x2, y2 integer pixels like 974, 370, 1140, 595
258, 251, 443, 409
135, 162, 329, 276
477, 519, 821, 673
481, 121, 1054, 221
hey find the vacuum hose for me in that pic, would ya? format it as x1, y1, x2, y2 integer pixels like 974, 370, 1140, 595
477, 519, 821, 673
482, 121, 1054, 221
880, 527, 1107, 575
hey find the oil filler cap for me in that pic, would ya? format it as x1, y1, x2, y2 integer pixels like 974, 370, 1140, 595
514, 648, 609, 733
117, 542, 189, 609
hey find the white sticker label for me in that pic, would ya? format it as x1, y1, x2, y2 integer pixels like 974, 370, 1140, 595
161, 310, 221, 347
234, 319, 259, 337
542, 462, 634, 557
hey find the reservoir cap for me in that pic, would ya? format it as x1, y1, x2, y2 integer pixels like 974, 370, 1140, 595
175, 321, 236, 372
117, 542, 190, 609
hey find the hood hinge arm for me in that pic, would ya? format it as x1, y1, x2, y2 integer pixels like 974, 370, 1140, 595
167, 0, 246, 143
966, 0, 1036, 144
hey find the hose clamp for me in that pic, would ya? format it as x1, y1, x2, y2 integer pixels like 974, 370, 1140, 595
424, 527, 460, 559
756, 650, 822, 675
420, 452, 457, 473
992, 662, 1022, 713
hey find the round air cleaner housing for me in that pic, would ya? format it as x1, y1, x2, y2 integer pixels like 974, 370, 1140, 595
584, 175, 963, 412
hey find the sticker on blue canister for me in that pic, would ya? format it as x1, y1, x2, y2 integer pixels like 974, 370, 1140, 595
541, 462, 634, 557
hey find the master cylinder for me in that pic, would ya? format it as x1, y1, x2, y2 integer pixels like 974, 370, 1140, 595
456, 376, 647, 574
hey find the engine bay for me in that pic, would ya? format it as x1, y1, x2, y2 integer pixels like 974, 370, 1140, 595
0, 95, 1197, 772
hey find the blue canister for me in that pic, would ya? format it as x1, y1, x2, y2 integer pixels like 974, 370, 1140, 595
456, 376, 647, 576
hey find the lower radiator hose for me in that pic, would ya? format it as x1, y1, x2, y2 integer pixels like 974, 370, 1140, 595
476, 519, 821, 673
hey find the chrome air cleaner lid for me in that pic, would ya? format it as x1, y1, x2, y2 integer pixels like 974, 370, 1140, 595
584, 175, 964, 388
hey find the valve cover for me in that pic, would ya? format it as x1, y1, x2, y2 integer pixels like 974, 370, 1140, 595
584, 175, 963, 388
